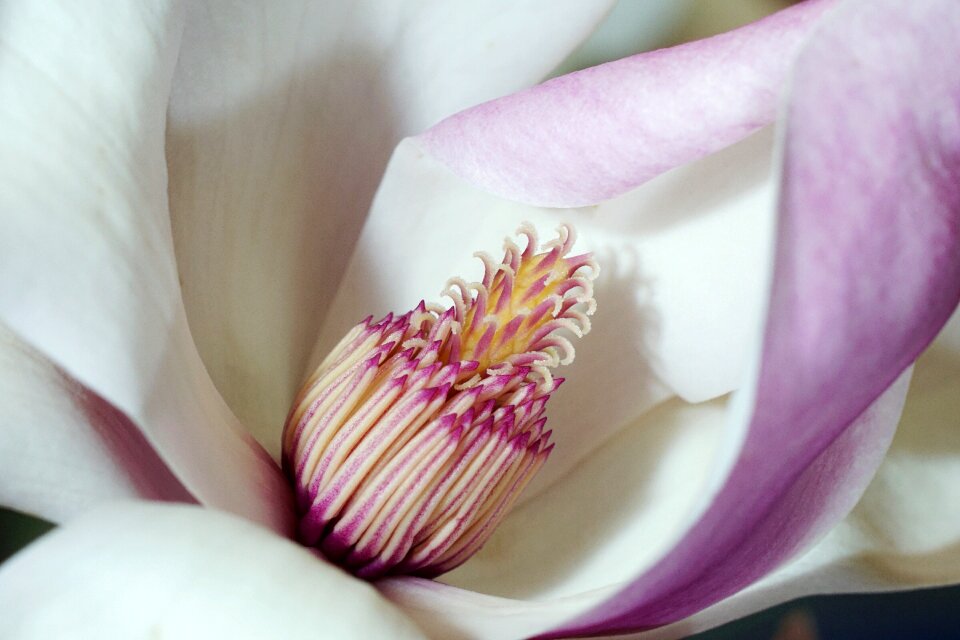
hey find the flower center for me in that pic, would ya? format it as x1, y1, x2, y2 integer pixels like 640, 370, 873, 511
281, 223, 597, 579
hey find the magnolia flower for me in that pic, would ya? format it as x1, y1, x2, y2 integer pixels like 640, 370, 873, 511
2, 0, 959, 638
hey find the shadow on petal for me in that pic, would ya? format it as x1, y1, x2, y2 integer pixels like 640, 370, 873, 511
1, 324, 195, 521
169, 45, 401, 460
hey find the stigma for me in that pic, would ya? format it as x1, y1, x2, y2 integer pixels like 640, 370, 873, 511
282, 223, 597, 579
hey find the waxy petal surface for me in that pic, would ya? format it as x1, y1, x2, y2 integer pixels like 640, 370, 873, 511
167, 0, 616, 457
825, 320, 960, 593
418, 0, 838, 207
0, 1, 292, 533
0, 503, 425, 640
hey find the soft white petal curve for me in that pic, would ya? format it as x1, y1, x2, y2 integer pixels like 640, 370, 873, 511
0, 1, 292, 532
167, 0, 616, 457
831, 319, 960, 590
0, 502, 425, 640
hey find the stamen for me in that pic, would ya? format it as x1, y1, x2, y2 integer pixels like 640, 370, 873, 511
282, 223, 598, 578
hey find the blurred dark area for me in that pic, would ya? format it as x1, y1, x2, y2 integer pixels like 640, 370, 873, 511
0, 507, 53, 564
3, 505, 959, 639
690, 589, 960, 640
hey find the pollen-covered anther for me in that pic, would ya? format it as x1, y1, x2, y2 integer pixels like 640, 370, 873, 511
281, 223, 598, 579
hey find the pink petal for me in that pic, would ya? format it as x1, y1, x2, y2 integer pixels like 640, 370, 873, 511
549, 0, 960, 634
0, 0, 292, 533
417, 0, 839, 207
0, 503, 425, 639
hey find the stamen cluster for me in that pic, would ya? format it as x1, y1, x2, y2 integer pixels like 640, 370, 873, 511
282, 223, 597, 578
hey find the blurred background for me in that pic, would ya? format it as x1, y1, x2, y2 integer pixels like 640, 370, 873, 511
3, 1, 959, 638
554, 0, 797, 75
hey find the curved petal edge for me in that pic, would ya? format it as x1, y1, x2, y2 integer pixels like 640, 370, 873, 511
417, 0, 839, 207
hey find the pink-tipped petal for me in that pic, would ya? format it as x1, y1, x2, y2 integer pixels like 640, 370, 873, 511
417, 0, 839, 207
0, 503, 426, 640
550, 0, 960, 634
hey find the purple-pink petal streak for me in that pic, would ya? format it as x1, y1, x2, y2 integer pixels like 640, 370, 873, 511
417, 0, 839, 207
546, 0, 960, 636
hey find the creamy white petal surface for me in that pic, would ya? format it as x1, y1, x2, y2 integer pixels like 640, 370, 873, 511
0, 503, 426, 640
0, 0, 618, 529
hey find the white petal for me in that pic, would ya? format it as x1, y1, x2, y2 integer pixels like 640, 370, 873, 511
312, 131, 775, 495
592, 126, 777, 405
167, 0, 616, 457
0, 324, 192, 522
0, 503, 425, 640
829, 315, 960, 589
0, 1, 291, 531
